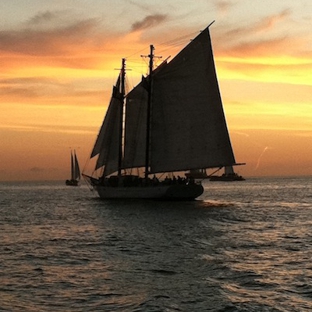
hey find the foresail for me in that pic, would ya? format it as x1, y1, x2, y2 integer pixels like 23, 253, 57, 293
150, 27, 235, 173
95, 96, 122, 175
90, 76, 122, 176
91, 76, 121, 158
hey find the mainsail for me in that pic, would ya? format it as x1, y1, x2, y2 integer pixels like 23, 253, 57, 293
122, 26, 235, 174
150, 27, 235, 172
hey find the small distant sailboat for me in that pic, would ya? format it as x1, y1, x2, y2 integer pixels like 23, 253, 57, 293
210, 165, 245, 181
83, 22, 243, 200
66, 150, 81, 186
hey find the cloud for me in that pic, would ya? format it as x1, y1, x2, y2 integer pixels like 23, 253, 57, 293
211, 9, 310, 61
0, 18, 100, 56
220, 36, 290, 57
27, 11, 58, 25
222, 9, 291, 39
131, 14, 167, 32
0, 76, 108, 106
255, 9, 290, 33
0, 77, 58, 85
0, 14, 124, 71
0, 77, 62, 101
0, 86, 38, 99
214, 0, 235, 15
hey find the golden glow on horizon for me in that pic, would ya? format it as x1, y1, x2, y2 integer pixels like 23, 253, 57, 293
217, 58, 312, 86
221, 55, 311, 66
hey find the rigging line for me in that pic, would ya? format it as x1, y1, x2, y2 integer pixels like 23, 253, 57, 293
144, 32, 197, 61
124, 29, 200, 60
82, 156, 89, 174
208, 167, 222, 177
155, 42, 185, 56
125, 59, 147, 64
158, 29, 199, 46
125, 46, 149, 59
161, 38, 191, 48
155, 27, 209, 55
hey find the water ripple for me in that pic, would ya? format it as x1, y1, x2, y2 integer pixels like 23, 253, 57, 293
0, 178, 311, 311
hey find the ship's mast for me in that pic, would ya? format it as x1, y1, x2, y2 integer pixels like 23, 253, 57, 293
144, 45, 154, 180
118, 58, 126, 177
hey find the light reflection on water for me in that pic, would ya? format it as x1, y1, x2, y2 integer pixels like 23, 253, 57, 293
0, 177, 311, 311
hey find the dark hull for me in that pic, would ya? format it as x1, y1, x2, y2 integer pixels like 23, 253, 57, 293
95, 183, 204, 200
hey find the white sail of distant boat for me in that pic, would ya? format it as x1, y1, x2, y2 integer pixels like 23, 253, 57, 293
83, 22, 243, 199
66, 150, 81, 186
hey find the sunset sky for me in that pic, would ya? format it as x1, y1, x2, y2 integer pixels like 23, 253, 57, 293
0, 0, 311, 181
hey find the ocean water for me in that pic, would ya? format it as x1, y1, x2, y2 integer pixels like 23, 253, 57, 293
0, 177, 311, 311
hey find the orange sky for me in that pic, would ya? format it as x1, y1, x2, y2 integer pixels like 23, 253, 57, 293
0, 0, 311, 181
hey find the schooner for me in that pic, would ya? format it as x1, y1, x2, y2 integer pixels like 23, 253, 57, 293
83, 23, 241, 199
